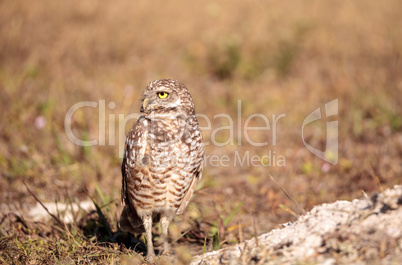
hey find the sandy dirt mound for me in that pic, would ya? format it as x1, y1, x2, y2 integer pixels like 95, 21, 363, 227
191, 186, 402, 265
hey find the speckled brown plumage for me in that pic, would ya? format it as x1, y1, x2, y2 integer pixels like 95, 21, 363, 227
119, 79, 204, 261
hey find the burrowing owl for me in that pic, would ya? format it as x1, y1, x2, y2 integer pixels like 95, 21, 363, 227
119, 79, 204, 261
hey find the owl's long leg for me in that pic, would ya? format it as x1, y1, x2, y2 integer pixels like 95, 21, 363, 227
143, 215, 156, 262
160, 214, 170, 253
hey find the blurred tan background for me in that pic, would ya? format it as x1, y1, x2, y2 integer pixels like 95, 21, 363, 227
1, 0, 401, 260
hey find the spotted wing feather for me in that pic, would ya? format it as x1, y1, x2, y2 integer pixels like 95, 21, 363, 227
119, 118, 148, 233
176, 116, 204, 214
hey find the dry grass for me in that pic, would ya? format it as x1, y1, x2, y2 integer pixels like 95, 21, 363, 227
0, 0, 401, 263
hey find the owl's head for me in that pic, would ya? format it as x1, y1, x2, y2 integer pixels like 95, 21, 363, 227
140, 79, 196, 118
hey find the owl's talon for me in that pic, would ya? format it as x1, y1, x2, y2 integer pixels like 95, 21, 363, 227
161, 249, 173, 256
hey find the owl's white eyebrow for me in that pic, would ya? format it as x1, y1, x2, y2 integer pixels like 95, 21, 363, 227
155, 86, 169, 91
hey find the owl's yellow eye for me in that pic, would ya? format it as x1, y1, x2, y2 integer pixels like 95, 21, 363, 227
157, 92, 169, 99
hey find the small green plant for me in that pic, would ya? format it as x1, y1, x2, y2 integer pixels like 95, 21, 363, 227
208, 202, 243, 250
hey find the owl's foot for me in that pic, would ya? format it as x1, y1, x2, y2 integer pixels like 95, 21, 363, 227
161, 248, 174, 256
145, 252, 156, 263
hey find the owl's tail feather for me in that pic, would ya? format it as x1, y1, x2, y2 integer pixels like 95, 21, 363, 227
119, 205, 145, 234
